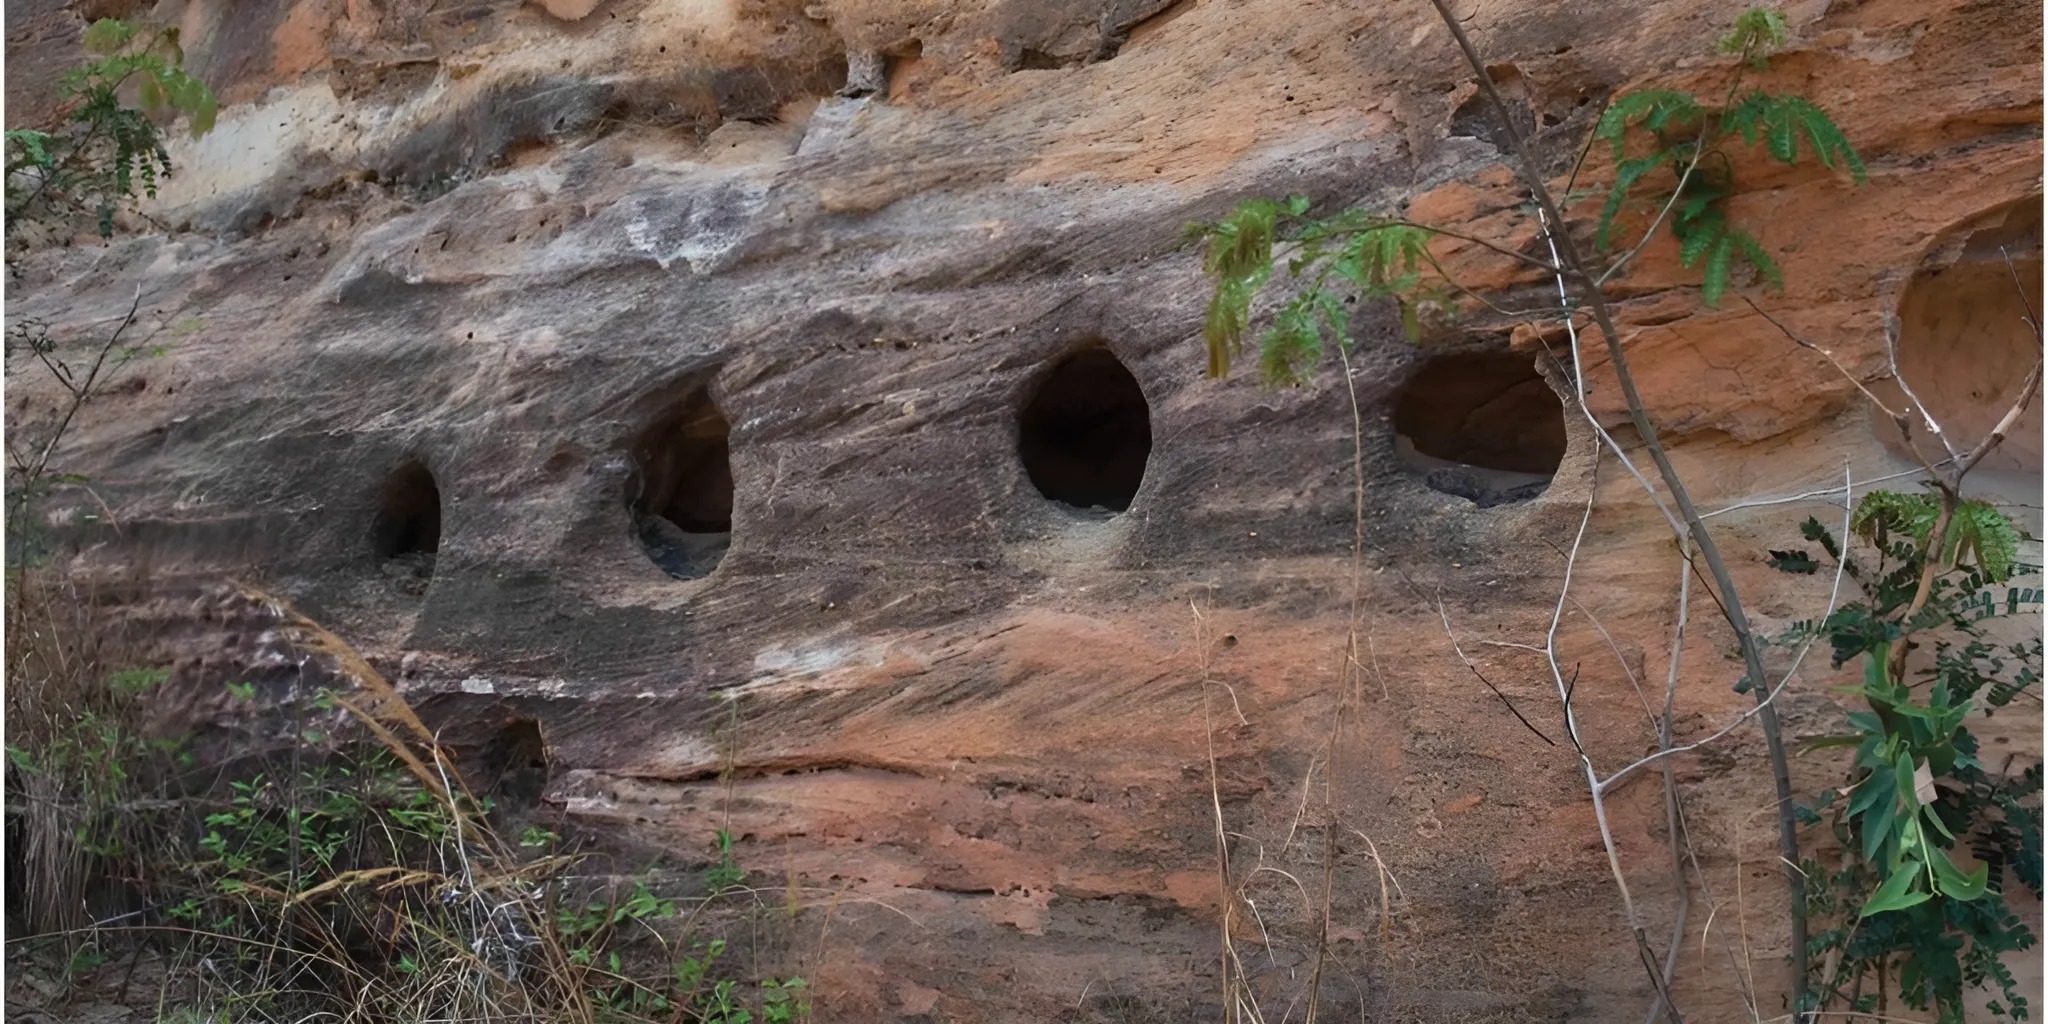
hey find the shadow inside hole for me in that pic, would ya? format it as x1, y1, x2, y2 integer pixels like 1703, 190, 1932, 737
1394, 351, 1564, 507
477, 717, 550, 814
1018, 348, 1153, 515
1448, 63, 1535, 152
371, 461, 441, 589
628, 387, 733, 580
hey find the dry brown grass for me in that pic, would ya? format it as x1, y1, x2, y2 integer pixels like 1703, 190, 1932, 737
4, 580, 810, 1024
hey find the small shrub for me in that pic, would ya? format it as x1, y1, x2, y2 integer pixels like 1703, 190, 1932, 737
5, 18, 216, 242
1774, 492, 2041, 1022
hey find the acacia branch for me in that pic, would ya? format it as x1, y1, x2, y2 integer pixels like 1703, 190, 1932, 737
1422, 0, 1810, 1011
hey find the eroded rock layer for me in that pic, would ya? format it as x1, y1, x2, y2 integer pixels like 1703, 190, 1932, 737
6, 0, 2042, 1019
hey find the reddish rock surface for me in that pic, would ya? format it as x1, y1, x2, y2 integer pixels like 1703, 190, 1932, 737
5, 0, 2041, 1020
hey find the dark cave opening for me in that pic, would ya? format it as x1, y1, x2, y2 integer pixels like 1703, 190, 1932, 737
628, 387, 733, 580
1394, 351, 1565, 507
1018, 347, 1152, 513
370, 460, 442, 568
480, 717, 550, 813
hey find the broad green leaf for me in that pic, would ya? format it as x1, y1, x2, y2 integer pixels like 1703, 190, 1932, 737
1860, 862, 1932, 916
82, 18, 137, 56
1796, 734, 1865, 756
1930, 850, 1991, 901
1847, 770, 1889, 817
1861, 786, 1898, 863
1893, 753, 1920, 812
189, 89, 217, 137
1920, 801, 1957, 843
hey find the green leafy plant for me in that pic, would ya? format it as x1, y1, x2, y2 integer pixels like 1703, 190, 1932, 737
761, 976, 810, 1024
4, 18, 217, 240
1590, 14, 1863, 306
1776, 492, 2040, 1022
706, 828, 747, 890
1190, 7, 1868, 393
1187, 6, 1913, 1020
1717, 6, 1788, 61
1190, 196, 1448, 384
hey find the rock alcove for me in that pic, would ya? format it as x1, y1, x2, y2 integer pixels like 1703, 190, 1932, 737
370, 460, 441, 589
1394, 350, 1565, 506
1874, 199, 2044, 477
627, 386, 734, 580
1018, 347, 1153, 514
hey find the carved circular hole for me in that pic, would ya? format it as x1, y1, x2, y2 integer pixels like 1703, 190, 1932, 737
1018, 347, 1152, 513
1394, 351, 1564, 506
627, 386, 733, 580
371, 460, 441, 581
1873, 199, 2043, 475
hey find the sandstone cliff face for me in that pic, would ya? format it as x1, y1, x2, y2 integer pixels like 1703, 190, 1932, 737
5, 0, 2042, 1019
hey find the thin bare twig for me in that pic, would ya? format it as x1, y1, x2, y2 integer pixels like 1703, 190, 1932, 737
1423, 3, 1810, 1004
1435, 595, 1557, 746
1600, 464, 1856, 792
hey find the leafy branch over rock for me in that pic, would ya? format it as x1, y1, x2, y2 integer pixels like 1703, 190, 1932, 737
1189, 3, 1868, 395
4, 18, 217, 242
1775, 491, 2039, 1024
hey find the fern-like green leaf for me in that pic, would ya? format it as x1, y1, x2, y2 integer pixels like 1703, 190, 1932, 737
1701, 232, 1735, 307
1746, 95, 1867, 184
1795, 98, 1865, 184
1596, 151, 1675, 251
1398, 298, 1422, 343
1203, 275, 1263, 379
1258, 290, 1328, 386
137, 75, 164, 116
1717, 7, 1789, 65
1679, 214, 1724, 268
1675, 191, 1717, 228
1853, 492, 1941, 549
1723, 91, 1773, 145
5, 129, 52, 170
1595, 90, 1702, 158
1196, 198, 1289, 378
1947, 501, 2020, 582
1766, 106, 1798, 163
1196, 203, 1438, 383
187, 87, 217, 137
1732, 230, 1783, 291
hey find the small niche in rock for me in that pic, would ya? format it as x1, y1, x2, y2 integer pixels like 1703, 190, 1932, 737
1448, 63, 1535, 152
479, 717, 550, 814
1019, 347, 1153, 515
371, 460, 441, 589
1875, 199, 2044, 475
1394, 351, 1564, 507
628, 387, 733, 580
